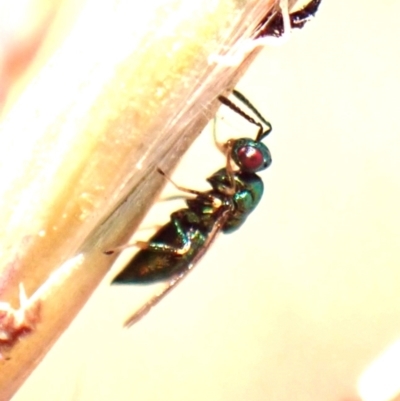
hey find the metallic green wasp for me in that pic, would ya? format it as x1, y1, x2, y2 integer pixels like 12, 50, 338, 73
110, 91, 272, 326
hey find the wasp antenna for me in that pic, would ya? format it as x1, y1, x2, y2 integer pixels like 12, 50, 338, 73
219, 92, 272, 143
218, 95, 260, 136
256, 121, 273, 142
232, 90, 270, 128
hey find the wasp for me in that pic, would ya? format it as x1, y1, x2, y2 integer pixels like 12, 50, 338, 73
109, 91, 272, 326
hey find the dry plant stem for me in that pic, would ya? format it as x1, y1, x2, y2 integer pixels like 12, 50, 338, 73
0, 0, 65, 106
0, 0, 277, 398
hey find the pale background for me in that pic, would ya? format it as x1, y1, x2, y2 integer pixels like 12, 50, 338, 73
13, 1, 400, 401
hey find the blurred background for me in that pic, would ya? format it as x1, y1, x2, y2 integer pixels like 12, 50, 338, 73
10, 1, 400, 400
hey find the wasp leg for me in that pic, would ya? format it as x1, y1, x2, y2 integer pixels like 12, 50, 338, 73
156, 168, 204, 197
104, 214, 191, 256
212, 116, 225, 154
157, 168, 217, 208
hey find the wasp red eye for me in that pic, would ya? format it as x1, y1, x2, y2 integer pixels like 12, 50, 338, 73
237, 146, 264, 171
232, 138, 272, 173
